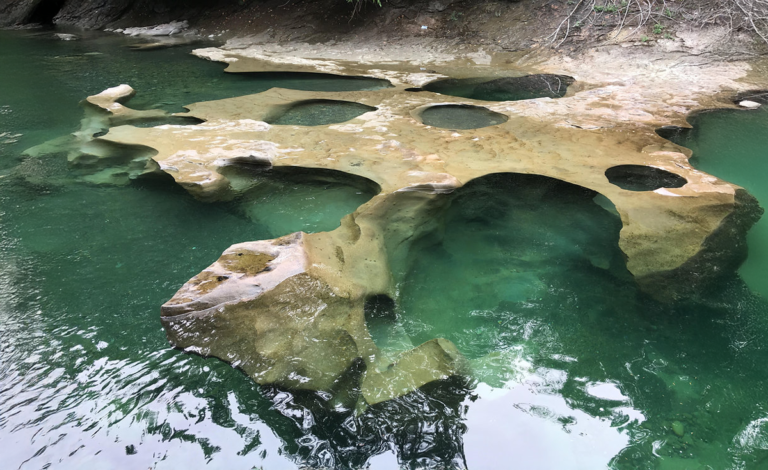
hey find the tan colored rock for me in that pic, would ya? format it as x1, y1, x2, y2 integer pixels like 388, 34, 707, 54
94, 42, 766, 403
104, 85, 755, 294
85, 84, 167, 125
23, 85, 166, 185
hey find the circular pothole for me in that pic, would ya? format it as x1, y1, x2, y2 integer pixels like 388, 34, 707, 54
422, 74, 574, 102
419, 104, 508, 130
605, 165, 687, 191
267, 99, 377, 126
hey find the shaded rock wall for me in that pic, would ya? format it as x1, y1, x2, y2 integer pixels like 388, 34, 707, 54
0, 0, 223, 28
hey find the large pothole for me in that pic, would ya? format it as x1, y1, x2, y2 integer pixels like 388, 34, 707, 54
605, 165, 687, 191
266, 99, 377, 126
419, 104, 508, 130
422, 74, 574, 101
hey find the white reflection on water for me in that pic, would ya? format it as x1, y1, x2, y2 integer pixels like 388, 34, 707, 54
464, 378, 637, 469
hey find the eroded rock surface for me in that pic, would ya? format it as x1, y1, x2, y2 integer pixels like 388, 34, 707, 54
83, 44, 764, 404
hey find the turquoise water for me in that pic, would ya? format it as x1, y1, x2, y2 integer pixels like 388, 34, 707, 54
2, 29, 768, 470
659, 106, 768, 299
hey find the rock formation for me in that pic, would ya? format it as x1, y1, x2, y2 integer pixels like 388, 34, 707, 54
70, 45, 763, 406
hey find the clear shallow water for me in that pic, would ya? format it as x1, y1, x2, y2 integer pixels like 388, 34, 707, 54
1, 29, 768, 470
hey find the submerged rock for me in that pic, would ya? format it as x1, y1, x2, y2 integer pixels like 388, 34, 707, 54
672, 421, 685, 437
162, 206, 468, 404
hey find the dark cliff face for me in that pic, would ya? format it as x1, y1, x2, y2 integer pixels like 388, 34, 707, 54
0, 0, 225, 28
1, 0, 122, 27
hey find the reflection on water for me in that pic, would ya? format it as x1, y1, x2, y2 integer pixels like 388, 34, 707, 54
2, 29, 768, 470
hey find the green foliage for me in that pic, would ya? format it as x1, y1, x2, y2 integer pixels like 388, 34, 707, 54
653, 23, 664, 34
641, 35, 649, 42
449, 11, 464, 21
594, 4, 619, 13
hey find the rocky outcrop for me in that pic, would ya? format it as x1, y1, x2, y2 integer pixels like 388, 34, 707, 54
23, 84, 167, 186
79, 40, 764, 405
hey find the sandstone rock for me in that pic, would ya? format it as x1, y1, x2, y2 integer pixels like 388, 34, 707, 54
54, 33, 78, 41
121, 20, 189, 37
92, 44, 764, 405
672, 421, 685, 437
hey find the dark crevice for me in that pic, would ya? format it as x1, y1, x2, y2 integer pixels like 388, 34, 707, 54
422, 74, 575, 102
27, 0, 67, 24
364, 294, 397, 322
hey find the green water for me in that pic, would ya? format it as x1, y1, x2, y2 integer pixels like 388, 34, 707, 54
660, 107, 768, 299
2, 29, 768, 470
420, 105, 508, 130
268, 100, 377, 126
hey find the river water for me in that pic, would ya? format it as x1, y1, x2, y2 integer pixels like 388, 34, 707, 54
1, 29, 767, 470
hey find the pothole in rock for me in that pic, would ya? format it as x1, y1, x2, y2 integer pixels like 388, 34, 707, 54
130, 115, 206, 128
267, 99, 377, 126
218, 164, 381, 236
605, 165, 687, 191
419, 104, 508, 130
422, 74, 575, 101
